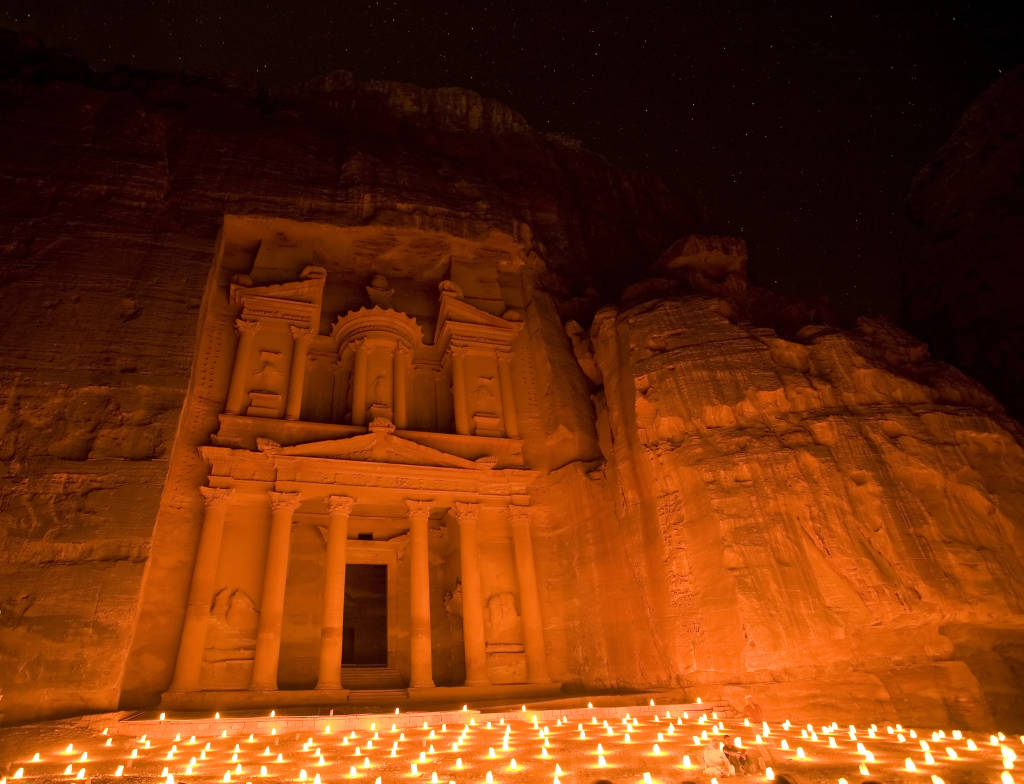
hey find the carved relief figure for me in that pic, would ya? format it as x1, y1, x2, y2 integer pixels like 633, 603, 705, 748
472, 376, 498, 415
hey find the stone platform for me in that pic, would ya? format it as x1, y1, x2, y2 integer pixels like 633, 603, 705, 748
159, 683, 564, 714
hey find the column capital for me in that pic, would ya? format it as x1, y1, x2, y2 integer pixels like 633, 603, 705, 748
199, 486, 233, 509
326, 495, 355, 516
453, 501, 480, 524
269, 491, 302, 513
289, 325, 316, 343
449, 342, 473, 359
395, 342, 413, 357
508, 505, 531, 527
496, 348, 515, 365
235, 318, 261, 336
404, 499, 433, 522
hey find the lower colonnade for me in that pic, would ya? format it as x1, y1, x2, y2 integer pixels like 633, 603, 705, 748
163, 480, 557, 710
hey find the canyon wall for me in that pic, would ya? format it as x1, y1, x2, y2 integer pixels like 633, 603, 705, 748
565, 280, 1024, 729
1, 32, 1023, 729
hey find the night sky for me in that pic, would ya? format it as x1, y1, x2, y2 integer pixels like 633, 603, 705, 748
2, 1, 1021, 319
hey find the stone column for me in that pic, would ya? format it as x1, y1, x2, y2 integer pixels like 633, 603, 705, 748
251, 491, 301, 691
285, 326, 314, 421
226, 319, 260, 415
453, 502, 489, 686
450, 345, 471, 435
393, 344, 411, 429
351, 339, 369, 426
509, 505, 551, 684
405, 500, 435, 688
316, 495, 354, 690
496, 350, 520, 438
332, 349, 353, 424
169, 486, 233, 692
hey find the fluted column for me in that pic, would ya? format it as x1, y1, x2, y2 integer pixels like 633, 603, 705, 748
226, 319, 260, 415
317, 495, 354, 690
351, 339, 369, 426
393, 344, 411, 429
285, 326, 314, 421
170, 486, 233, 692
496, 350, 519, 438
251, 491, 301, 690
453, 502, 489, 686
405, 500, 435, 688
509, 505, 551, 683
450, 345, 471, 435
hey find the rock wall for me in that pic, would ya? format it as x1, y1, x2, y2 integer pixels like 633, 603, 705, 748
1, 32, 1023, 730
572, 292, 1024, 728
0, 34, 692, 724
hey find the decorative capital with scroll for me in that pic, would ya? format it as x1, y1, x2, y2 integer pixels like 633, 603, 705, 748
508, 504, 531, 528
453, 501, 480, 525
404, 499, 433, 522
326, 495, 355, 517
235, 318, 261, 337
289, 325, 315, 343
269, 491, 302, 513
199, 486, 233, 510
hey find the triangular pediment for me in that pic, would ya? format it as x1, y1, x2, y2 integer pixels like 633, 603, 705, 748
270, 431, 492, 470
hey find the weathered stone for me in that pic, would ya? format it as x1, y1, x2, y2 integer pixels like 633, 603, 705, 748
0, 34, 1022, 731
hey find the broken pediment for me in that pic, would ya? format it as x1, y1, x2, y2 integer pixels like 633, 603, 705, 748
266, 430, 494, 470
229, 265, 326, 330
434, 287, 523, 349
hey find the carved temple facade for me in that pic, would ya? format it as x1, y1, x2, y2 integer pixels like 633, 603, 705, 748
154, 223, 561, 709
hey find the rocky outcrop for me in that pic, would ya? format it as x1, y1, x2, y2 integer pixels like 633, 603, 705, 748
563, 285, 1024, 728
906, 64, 1024, 420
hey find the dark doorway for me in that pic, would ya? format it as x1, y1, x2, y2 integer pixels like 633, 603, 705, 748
342, 564, 388, 666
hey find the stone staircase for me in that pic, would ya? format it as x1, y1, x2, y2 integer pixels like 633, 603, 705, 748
342, 666, 405, 690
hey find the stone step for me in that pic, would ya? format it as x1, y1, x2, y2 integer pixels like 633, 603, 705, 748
342, 667, 405, 690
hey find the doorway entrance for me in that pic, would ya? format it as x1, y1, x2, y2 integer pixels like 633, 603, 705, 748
342, 564, 388, 666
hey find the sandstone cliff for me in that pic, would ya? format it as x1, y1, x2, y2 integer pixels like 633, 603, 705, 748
549, 268, 1024, 729
0, 32, 692, 724
1, 32, 1023, 731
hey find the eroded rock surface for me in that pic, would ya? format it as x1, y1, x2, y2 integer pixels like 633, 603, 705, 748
570, 292, 1024, 728
0, 33, 1022, 730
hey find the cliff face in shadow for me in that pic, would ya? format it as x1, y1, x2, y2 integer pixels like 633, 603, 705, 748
906, 64, 1024, 421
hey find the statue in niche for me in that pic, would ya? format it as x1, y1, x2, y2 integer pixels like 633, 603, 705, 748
252, 351, 284, 390
444, 581, 463, 617
472, 376, 498, 415
372, 372, 389, 405
485, 592, 523, 644
366, 274, 395, 308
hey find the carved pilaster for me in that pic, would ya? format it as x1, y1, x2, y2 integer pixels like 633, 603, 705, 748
509, 505, 550, 683
251, 491, 301, 690
405, 499, 434, 688
393, 343, 412, 429
496, 349, 519, 438
170, 486, 234, 692
351, 338, 369, 426
317, 495, 355, 690
450, 343, 472, 435
285, 326, 315, 421
453, 501, 488, 686
226, 319, 261, 415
